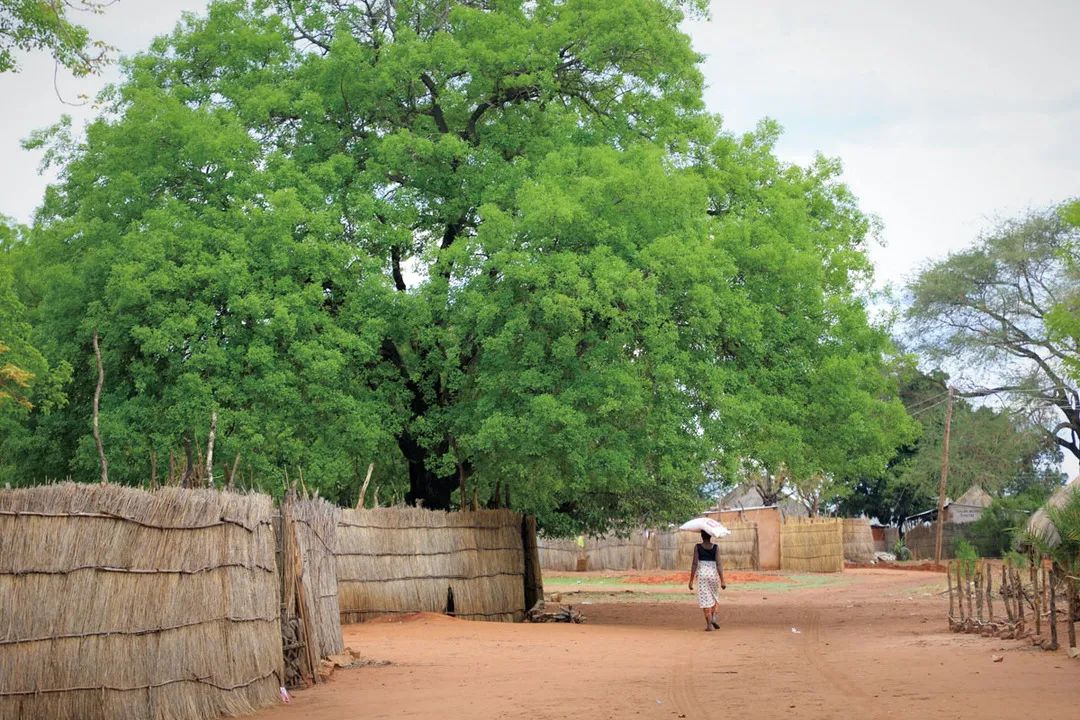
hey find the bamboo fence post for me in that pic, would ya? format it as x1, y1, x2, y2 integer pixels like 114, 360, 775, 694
1049, 567, 1060, 651
947, 562, 955, 619
975, 563, 984, 622
986, 565, 993, 623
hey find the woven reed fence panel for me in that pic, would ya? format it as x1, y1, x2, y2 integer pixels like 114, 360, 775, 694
284, 496, 343, 659
903, 523, 978, 560
657, 523, 758, 571
537, 537, 583, 571
842, 518, 875, 564
0, 483, 283, 720
336, 507, 526, 623
780, 518, 844, 572
537, 531, 658, 571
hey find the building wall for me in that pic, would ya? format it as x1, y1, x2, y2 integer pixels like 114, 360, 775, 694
708, 507, 782, 570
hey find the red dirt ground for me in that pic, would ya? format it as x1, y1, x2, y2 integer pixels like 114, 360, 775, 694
247, 569, 1080, 720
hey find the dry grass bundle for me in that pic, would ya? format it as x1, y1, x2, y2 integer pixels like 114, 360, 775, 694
282, 495, 343, 665
780, 517, 844, 572
842, 518, 876, 564
0, 482, 283, 720
336, 507, 526, 623
657, 523, 759, 571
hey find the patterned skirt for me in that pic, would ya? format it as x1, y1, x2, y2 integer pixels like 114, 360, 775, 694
696, 560, 720, 608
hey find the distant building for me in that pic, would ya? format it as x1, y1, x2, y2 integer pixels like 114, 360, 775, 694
902, 485, 994, 533
713, 483, 808, 518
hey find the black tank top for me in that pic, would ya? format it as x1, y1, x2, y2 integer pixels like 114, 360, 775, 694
696, 543, 717, 562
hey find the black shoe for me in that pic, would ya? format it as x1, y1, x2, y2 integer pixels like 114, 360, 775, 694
710, 620, 720, 629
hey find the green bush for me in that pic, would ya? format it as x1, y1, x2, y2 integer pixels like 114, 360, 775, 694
965, 495, 1045, 557
892, 539, 912, 561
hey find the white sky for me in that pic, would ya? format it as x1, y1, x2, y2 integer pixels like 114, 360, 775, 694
2, 0, 1078, 477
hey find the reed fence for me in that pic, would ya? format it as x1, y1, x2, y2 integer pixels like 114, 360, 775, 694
539, 523, 759, 572
904, 522, 980, 560
0, 483, 283, 720
336, 507, 527, 623
279, 493, 343, 687
780, 517, 844, 572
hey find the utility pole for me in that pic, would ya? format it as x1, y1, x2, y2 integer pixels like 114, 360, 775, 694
934, 387, 955, 563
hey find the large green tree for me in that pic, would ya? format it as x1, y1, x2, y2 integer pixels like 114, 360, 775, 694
8, 0, 910, 532
907, 206, 1080, 463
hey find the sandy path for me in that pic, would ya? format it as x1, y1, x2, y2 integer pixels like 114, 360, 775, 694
248, 569, 1080, 720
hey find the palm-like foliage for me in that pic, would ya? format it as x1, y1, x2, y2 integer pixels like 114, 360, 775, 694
1046, 491, 1080, 574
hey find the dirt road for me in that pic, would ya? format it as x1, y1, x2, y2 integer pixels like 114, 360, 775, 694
249, 569, 1080, 720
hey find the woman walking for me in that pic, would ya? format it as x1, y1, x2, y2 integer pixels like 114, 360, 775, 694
688, 530, 726, 631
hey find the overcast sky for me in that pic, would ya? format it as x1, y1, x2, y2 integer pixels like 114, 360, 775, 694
2, 1, 1078, 476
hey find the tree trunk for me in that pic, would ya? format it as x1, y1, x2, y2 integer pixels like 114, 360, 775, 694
180, 433, 195, 488
399, 432, 456, 510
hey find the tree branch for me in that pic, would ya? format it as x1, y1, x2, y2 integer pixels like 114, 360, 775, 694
420, 73, 450, 134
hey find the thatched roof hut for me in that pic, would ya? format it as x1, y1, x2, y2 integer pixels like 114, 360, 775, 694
0, 483, 283, 720
1026, 478, 1080, 550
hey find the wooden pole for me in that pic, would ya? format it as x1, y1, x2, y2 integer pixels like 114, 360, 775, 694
1032, 555, 1042, 637
91, 329, 109, 485
205, 411, 217, 487
1049, 567, 1060, 650
986, 565, 993, 622
959, 565, 967, 621
933, 387, 955, 564
1002, 565, 1015, 624
1013, 568, 1025, 630
975, 563, 984, 622
356, 462, 374, 509
947, 562, 955, 619
1049, 569, 1058, 651
1068, 575, 1077, 651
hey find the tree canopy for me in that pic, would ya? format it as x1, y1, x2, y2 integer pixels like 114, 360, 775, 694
839, 366, 1063, 526
0, 0, 111, 75
907, 206, 1080, 462
5, 0, 911, 533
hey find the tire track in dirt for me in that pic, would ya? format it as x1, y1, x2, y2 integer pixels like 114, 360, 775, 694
796, 607, 876, 714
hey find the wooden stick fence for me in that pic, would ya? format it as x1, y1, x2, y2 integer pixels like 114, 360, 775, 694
947, 557, 1076, 653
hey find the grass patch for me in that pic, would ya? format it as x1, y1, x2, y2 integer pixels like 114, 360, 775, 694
544, 573, 850, 599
